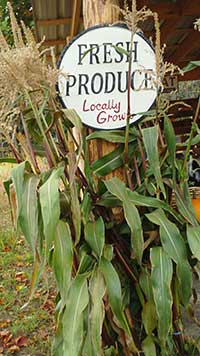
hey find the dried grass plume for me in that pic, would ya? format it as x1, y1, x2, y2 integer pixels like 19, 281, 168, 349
0, 2, 60, 137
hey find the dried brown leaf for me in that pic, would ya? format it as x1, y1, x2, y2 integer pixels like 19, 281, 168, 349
15, 336, 28, 347
8, 345, 20, 354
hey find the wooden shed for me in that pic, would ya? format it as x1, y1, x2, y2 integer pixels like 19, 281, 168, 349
31, 0, 200, 137
31, 0, 200, 80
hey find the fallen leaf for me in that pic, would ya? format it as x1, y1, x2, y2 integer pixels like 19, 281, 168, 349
42, 300, 54, 313
39, 330, 49, 340
15, 336, 28, 347
8, 345, 20, 353
0, 319, 11, 328
0, 330, 13, 344
15, 272, 27, 282
0, 347, 3, 353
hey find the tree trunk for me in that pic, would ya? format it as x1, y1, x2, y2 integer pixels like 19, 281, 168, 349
82, 0, 125, 181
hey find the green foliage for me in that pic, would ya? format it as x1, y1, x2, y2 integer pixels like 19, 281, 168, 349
62, 274, 89, 355
142, 125, 166, 198
150, 247, 173, 348
0, 0, 33, 44
5, 96, 200, 355
2, 4, 200, 356
53, 220, 73, 303
84, 217, 105, 258
39, 167, 64, 257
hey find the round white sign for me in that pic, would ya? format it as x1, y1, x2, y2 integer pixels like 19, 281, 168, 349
57, 24, 157, 130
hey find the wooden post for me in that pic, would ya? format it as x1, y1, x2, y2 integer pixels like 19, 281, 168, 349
82, 0, 125, 181
83, 0, 120, 28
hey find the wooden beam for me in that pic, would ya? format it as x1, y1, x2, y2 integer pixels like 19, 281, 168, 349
70, 0, 82, 39
179, 67, 200, 81
37, 17, 71, 26
160, 15, 180, 44
37, 17, 84, 27
144, 27, 194, 40
169, 31, 200, 65
137, 1, 180, 16
138, 0, 198, 16
180, 0, 200, 16
43, 39, 66, 46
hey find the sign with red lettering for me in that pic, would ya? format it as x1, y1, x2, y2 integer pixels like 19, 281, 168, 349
57, 24, 157, 130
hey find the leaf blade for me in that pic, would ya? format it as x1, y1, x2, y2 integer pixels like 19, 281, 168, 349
147, 209, 192, 305
53, 220, 73, 302
19, 175, 40, 252
142, 126, 166, 198
39, 167, 64, 256
150, 247, 173, 345
62, 274, 89, 356
90, 269, 106, 355
100, 257, 130, 336
85, 217, 105, 259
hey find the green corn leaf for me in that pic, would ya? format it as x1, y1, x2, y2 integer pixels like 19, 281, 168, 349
187, 225, 200, 261
111, 44, 129, 57
139, 269, 154, 301
90, 269, 106, 355
39, 166, 64, 256
78, 46, 101, 64
174, 184, 198, 226
3, 178, 12, 208
147, 209, 192, 305
62, 274, 89, 356
104, 177, 126, 201
103, 244, 114, 261
82, 305, 95, 356
87, 130, 136, 143
85, 217, 105, 259
53, 220, 73, 303
70, 181, 81, 245
164, 115, 176, 165
140, 269, 157, 336
123, 199, 143, 264
146, 209, 187, 263
142, 336, 156, 356
78, 254, 95, 274
164, 115, 177, 178
0, 157, 16, 163
96, 192, 121, 207
130, 192, 175, 217
142, 126, 166, 198
182, 60, 200, 73
91, 143, 136, 177
150, 247, 173, 345
176, 261, 192, 306
11, 161, 26, 219
105, 177, 181, 222
104, 178, 143, 264
91, 145, 124, 177
142, 301, 157, 336
81, 191, 92, 225
62, 108, 83, 131
19, 174, 40, 252
52, 319, 63, 356
100, 257, 130, 336
104, 346, 118, 355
